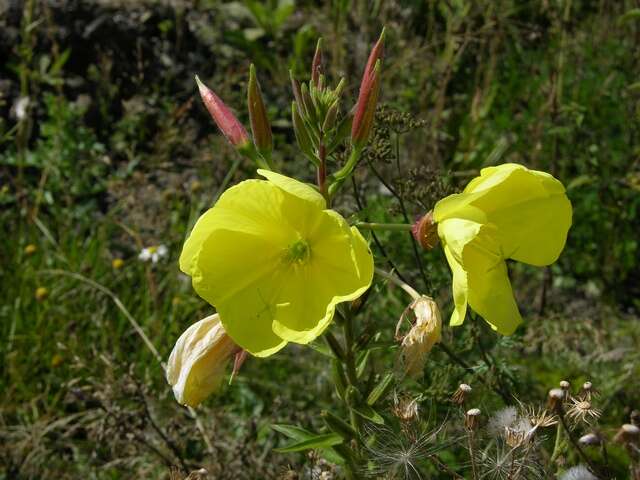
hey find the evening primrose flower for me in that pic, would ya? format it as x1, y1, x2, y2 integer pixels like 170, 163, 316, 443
180, 170, 374, 357
433, 163, 572, 334
166, 313, 239, 407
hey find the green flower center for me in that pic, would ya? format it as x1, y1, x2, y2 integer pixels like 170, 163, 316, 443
285, 239, 311, 264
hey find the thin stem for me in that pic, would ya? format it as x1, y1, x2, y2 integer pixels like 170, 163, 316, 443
356, 222, 413, 232
467, 431, 479, 480
550, 421, 564, 464
374, 267, 420, 300
351, 176, 410, 284
366, 150, 432, 293
558, 410, 600, 474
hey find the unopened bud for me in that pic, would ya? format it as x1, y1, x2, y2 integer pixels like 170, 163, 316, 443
560, 380, 570, 390
465, 408, 481, 430
412, 211, 439, 250
322, 99, 339, 132
548, 388, 565, 411
311, 38, 323, 88
579, 432, 602, 446
247, 64, 272, 157
196, 76, 250, 148
301, 83, 317, 123
292, 102, 316, 163
452, 383, 472, 405
351, 60, 381, 149
613, 424, 640, 444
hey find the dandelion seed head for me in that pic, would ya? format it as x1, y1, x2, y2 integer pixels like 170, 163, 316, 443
566, 398, 601, 425
487, 406, 518, 438
559, 465, 597, 480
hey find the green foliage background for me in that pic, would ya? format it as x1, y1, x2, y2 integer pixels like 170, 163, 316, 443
1, 0, 639, 478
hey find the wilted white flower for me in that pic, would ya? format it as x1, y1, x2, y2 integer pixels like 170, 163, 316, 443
396, 295, 441, 377
138, 244, 168, 263
559, 465, 597, 480
166, 313, 239, 407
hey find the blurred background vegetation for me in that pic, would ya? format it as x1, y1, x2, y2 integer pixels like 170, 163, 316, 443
1, 0, 639, 478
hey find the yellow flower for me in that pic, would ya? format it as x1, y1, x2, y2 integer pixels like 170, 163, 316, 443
112, 258, 124, 269
166, 313, 238, 407
180, 170, 374, 357
35, 286, 49, 302
434, 163, 572, 334
24, 244, 37, 255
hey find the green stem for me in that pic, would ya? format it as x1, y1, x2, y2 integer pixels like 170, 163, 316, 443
373, 267, 420, 299
550, 421, 564, 464
355, 222, 413, 232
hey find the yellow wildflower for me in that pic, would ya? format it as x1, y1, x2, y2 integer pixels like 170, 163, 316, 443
180, 170, 374, 356
24, 244, 37, 255
167, 313, 239, 407
434, 163, 572, 334
112, 258, 124, 269
35, 287, 49, 302
51, 354, 64, 368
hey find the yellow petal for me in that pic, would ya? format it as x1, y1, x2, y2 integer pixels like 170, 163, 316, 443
166, 314, 238, 407
443, 244, 468, 327
180, 180, 294, 275
435, 164, 572, 266
257, 168, 326, 209
271, 213, 374, 343
439, 218, 522, 334
439, 219, 481, 327
191, 229, 288, 356
475, 168, 572, 266
463, 230, 522, 335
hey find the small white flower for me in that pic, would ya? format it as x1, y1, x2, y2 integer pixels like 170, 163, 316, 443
138, 245, 168, 263
559, 465, 597, 480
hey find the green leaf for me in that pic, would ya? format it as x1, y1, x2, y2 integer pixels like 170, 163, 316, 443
274, 433, 343, 453
353, 405, 385, 424
367, 373, 394, 406
270, 424, 315, 441
618, 8, 640, 24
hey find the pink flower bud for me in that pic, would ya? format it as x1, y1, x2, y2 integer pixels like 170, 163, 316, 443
195, 75, 250, 148
351, 60, 381, 148
351, 29, 385, 148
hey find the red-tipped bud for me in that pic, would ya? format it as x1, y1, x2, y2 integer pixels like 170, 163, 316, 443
195, 75, 250, 148
311, 38, 323, 88
362, 27, 385, 85
351, 60, 381, 148
412, 211, 439, 250
351, 28, 385, 148
247, 64, 273, 157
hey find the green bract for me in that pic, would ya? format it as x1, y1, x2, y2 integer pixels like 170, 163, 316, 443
180, 170, 374, 357
434, 163, 572, 335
